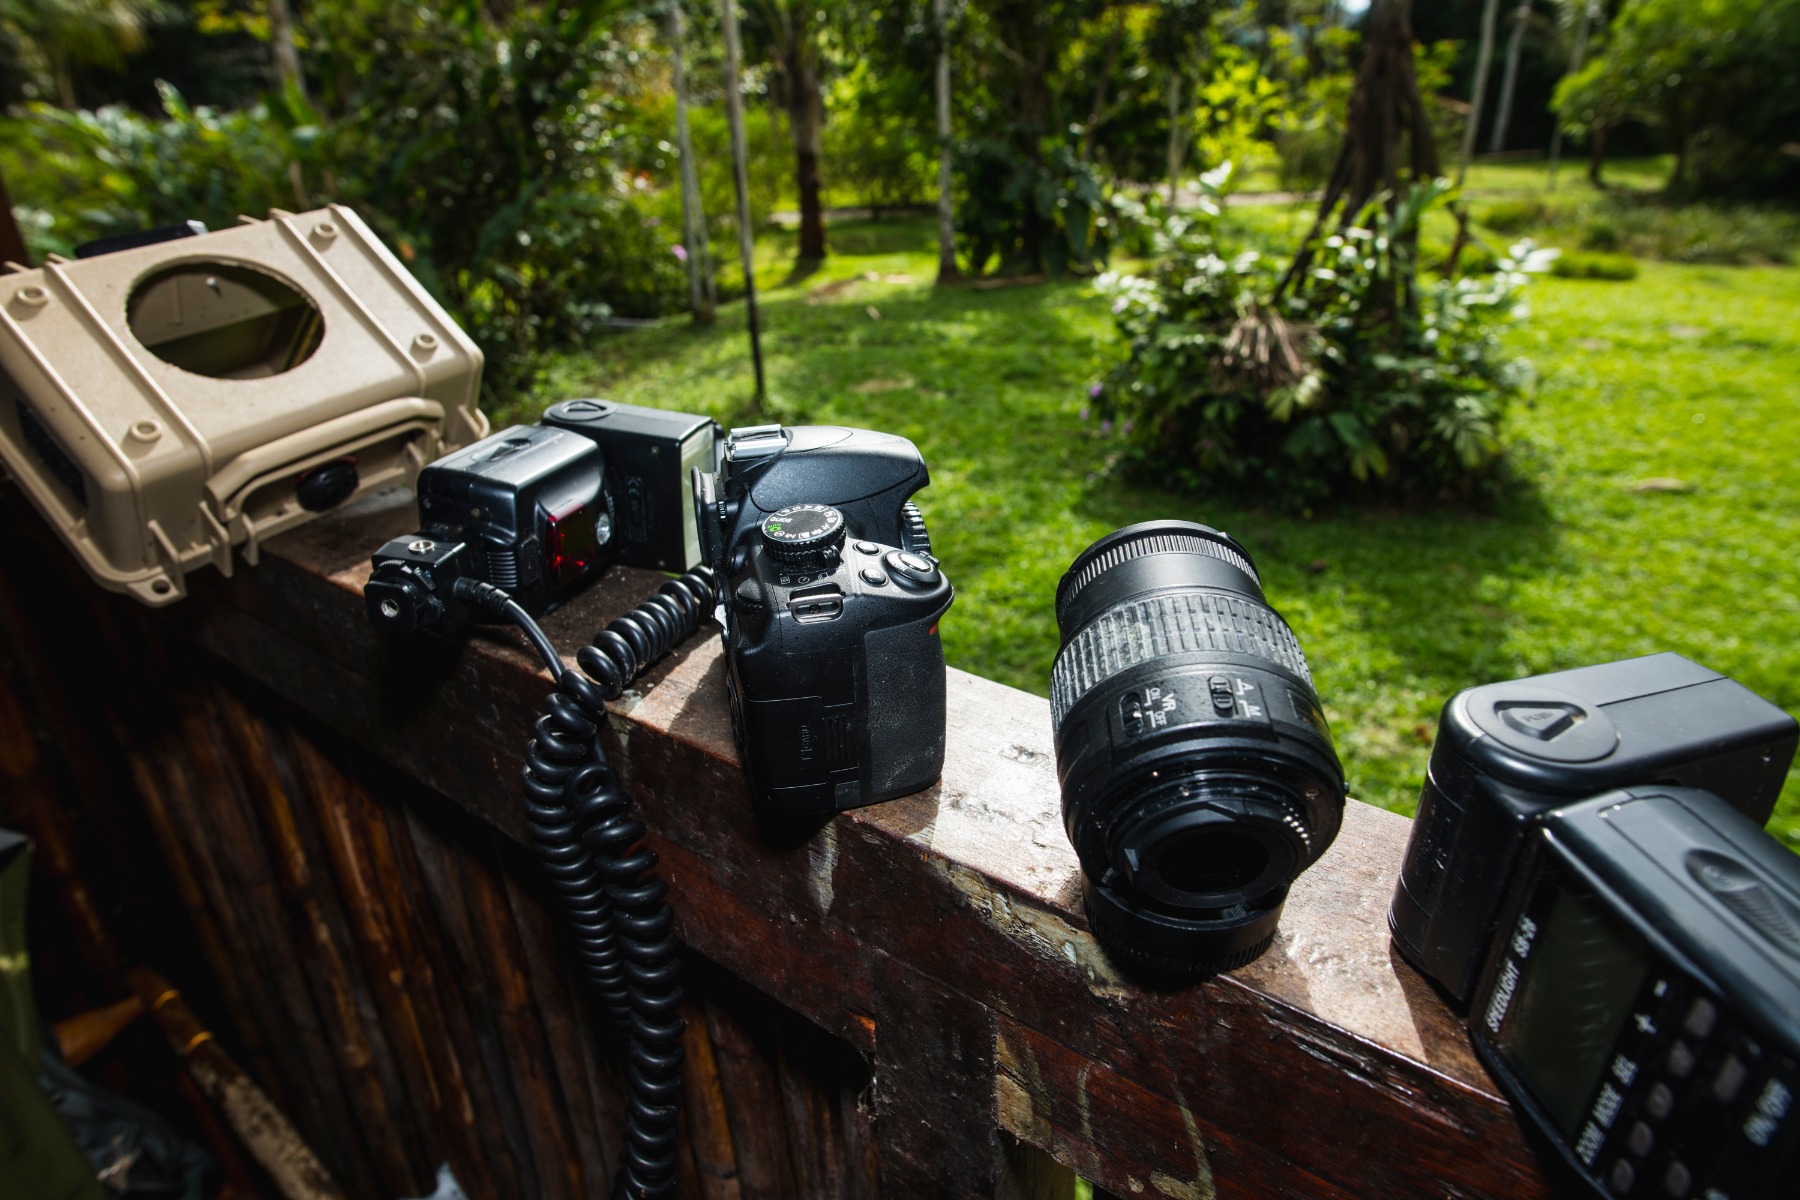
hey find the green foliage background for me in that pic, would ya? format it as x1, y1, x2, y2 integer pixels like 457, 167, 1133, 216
534, 205, 1800, 849
2, 3, 1797, 847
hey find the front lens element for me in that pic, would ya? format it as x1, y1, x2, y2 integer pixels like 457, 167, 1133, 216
1050, 520, 1346, 978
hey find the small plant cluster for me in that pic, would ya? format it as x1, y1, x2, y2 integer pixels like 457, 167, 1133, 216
1550, 252, 1640, 281
1478, 195, 1795, 267
1095, 174, 1553, 508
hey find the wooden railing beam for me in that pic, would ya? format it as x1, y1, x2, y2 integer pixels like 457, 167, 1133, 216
154, 495, 1552, 1199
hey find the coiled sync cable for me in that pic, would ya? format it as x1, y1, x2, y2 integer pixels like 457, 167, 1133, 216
453, 569, 716, 1200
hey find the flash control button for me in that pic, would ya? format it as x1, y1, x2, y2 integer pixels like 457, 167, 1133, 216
1711, 1054, 1749, 1103
860, 568, 888, 586
1686, 850, 1800, 959
1645, 1082, 1675, 1119
1683, 998, 1717, 1040
1498, 702, 1581, 740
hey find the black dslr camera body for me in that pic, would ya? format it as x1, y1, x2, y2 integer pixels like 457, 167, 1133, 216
695, 425, 953, 816
1469, 786, 1800, 1200
1389, 653, 1797, 1006
365, 399, 718, 632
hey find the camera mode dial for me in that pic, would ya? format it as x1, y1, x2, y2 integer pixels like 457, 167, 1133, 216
760, 503, 846, 569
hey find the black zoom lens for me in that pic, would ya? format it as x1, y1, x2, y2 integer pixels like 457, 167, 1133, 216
1051, 521, 1346, 978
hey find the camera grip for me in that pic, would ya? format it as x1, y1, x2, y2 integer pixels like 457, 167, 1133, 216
861, 599, 951, 802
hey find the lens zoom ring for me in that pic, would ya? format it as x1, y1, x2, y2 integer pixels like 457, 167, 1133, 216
1051, 591, 1313, 728
1062, 533, 1258, 617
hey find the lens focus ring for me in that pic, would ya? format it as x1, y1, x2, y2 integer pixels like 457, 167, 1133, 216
1058, 529, 1258, 621
1050, 590, 1314, 729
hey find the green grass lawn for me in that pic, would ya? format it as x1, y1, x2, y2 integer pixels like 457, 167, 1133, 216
533, 213, 1800, 848
1230, 154, 1675, 197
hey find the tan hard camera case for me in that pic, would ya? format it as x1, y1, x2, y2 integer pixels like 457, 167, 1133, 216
0, 204, 488, 604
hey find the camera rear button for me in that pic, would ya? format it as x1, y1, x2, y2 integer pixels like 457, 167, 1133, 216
860, 568, 888, 586
1667, 1041, 1698, 1080
1662, 1160, 1692, 1198
1645, 1081, 1675, 1119
1711, 1054, 1748, 1103
1607, 1159, 1635, 1195
1625, 1121, 1654, 1157
1682, 997, 1717, 1040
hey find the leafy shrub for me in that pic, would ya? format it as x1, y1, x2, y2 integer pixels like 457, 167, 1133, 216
1421, 237, 1499, 276
0, 2, 698, 407
1096, 178, 1551, 507
1470, 191, 1795, 266
1579, 217, 1621, 251
823, 60, 935, 209
1478, 198, 1551, 235
1550, 251, 1639, 281
1594, 201, 1796, 265
954, 137, 1127, 276
0, 88, 335, 260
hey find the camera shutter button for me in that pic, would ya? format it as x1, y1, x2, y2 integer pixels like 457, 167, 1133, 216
883, 549, 939, 583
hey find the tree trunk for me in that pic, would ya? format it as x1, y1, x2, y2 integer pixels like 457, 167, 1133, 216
1277, 0, 1438, 309
790, 63, 827, 261
1546, 0, 1595, 190
0, 165, 30, 267
53, 54, 77, 109
1489, 0, 1532, 155
1588, 120, 1608, 187
669, 2, 715, 323
933, 0, 959, 284
1165, 75, 1185, 211
1669, 105, 1689, 191
268, 0, 308, 100
1079, 14, 1126, 164
1457, 0, 1502, 184
1015, 65, 1049, 273
720, 0, 767, 403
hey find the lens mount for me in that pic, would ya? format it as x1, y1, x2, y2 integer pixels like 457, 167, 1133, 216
1110, 770, 1310, 908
